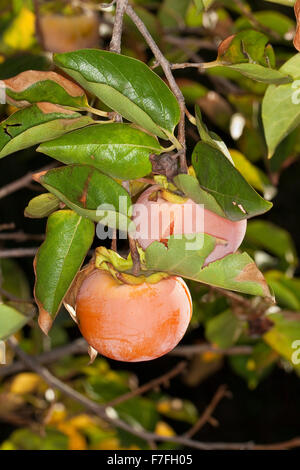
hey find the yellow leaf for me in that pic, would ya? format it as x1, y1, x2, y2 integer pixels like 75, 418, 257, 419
57, 422, 87, 451
68, 413, 95, 430
3, 7, 35, 51
229, 149, 269, 192
45, 403, 67, 425
155, 421, 175, 437
94, 437, 121, 450
10, 373, 42, 395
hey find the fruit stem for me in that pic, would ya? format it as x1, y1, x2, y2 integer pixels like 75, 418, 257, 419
129, 235, 141, 276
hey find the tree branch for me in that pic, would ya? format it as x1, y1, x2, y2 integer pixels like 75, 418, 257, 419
184, 385, 232, 438
109, 0, 128, 53
105, 361, 187, 407
0, 163, 57, 200
125, 5, 188, 173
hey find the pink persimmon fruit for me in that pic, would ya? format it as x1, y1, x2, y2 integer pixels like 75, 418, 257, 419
132, 185, 247, 265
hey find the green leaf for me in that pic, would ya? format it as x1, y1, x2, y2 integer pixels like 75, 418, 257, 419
235, 11, 296, 39
206, 309, 244, 348
265, 271, 300, 310
229, 342, 277, 389
173, 174, 225, 217
24, 193, 60, 218
156, 396, 198, 424
0, 258, 31, 300
262, 53, 300, 157
37, 123, 160, 180
158, 0, 191, 28
0, 103, 93, 159
195, 105, 234, 163
8, 428, 68, 451
0, 54, 51, 80
34, 210, 94, 334
264, 312, 300, 367
218, 30, 275, 67
225, 63, 292, 84
37, 165, 132, 230
4, 70, 88, 108
193, 0, 214, 13
216, 30, 292, 84
245, 220, 298, 268
0, 302, 32, 340
144, 235, 271, 297
53, 49, 180, 139
192, 142, 272, 221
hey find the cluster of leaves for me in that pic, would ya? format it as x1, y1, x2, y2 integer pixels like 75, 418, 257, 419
0, 0, 300, 450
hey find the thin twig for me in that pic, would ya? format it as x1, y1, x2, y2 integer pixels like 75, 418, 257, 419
0, 232, 44, 242
0, 248, 38, 258
169, 344, 253, 357
7, 337, 300, 450
0, 286, 34, 304
184, 385, 232, 438
126, 5, 188, 173
0, 223, 15, 232
232, 0, 281, 40
0, 163, 57, 200
0, 338, 88, 378
106, 361, 187, 407
109, 0, 128, 53
33, 0, 46, 50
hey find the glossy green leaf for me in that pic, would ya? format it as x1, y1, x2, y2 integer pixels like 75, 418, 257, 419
225, 63, 292, 84
53, 49, 180, 139
264, 312, 300, 367
34, 210, 94, 334
0, 302, 32, 340
37, 123, 160, 180
192, 142, 273, 221
206, 309, 244, 348
4, 70, 88, 108
37, 165, 132, 230
262, 53, 300, 157
24, 193, 60, 218
0, 103, 93, 159
144, 235, 271, 297
173, 174, 225, 217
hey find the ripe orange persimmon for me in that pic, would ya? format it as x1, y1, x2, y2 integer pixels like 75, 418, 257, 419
132, 185, 247, 266
75, 269, 192, 362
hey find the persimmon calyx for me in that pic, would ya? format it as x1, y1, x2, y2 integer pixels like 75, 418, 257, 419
94, 246, 169, 285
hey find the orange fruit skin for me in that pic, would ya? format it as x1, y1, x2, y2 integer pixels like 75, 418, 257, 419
76, 269, 192, 362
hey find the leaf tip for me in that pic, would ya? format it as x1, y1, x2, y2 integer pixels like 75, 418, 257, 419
38, 307, 53, 336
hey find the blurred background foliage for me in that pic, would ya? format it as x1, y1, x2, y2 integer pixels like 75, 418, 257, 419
0, 0, 300, 450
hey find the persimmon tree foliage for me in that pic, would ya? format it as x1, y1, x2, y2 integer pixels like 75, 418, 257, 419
0, 0, 300, 451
